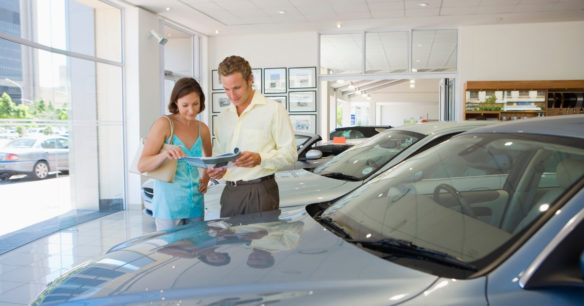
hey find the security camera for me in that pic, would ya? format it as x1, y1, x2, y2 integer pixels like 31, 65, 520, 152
150, 30, 168, 45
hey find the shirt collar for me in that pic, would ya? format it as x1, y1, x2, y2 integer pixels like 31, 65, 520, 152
227, 90, 264, 114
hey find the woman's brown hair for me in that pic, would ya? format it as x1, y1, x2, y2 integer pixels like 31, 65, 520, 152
168, 77, 206, 114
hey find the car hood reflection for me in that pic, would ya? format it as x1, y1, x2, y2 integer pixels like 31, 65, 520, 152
35, 211, 437, 305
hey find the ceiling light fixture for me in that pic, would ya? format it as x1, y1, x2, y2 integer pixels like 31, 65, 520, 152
412, 68, 418, 72
278, 10, 286, 15
410, 79, 415, 84
410, 84, 415, 88
336, 22, 342, 29
165, 7, 171, 11
215, 30, 219, 34
418, 2, 429, 7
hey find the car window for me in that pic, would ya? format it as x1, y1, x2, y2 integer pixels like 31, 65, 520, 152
6, 138, 36, 148
349, 130, 365, 138
295, 135, 312, 149
322, 134, 584, 267
315, 130, 424, 180
55, 138, 69, 149
41, 139, 56, 149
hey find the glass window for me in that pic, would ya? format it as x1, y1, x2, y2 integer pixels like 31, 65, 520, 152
366, 31, 409, 74
0, 0, 121, 62
320, 33, 363, 75
412, 29, 457, 73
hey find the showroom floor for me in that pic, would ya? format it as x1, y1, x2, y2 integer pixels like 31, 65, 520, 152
0, 208, 156, 305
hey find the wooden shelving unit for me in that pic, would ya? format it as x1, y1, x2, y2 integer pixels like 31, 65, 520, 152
464, 80, 584, 121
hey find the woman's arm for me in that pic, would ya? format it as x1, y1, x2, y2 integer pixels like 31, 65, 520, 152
198, 121, 213, 193
137, 117, 184, 173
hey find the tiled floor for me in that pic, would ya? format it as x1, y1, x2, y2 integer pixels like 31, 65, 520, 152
0, 208, 156, 305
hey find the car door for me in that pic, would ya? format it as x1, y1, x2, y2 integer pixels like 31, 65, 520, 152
53, 138, 69, 171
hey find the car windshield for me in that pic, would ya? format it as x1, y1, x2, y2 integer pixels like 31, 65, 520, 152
295, 134, 313, 149
321, 133, 584, 268
314, 130, 424, 180
6, 138, 35, 148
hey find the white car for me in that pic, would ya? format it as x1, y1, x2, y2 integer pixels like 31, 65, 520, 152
142, 121, 493, 220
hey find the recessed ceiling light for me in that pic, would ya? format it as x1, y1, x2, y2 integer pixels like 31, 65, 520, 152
277, 10, 286, 15
412, 68, 418, 72
410, 84, 415, 88
418, 2, 429, 7
215, 30, 219, 34
165, 7, 171, 11
336, 22, 342, 29
410, 79, 415, 83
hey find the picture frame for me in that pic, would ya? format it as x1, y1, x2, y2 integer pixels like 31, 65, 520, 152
267, 95, 287, 110
211, 70, 223, 91
289, 91, 316, 112
211, 114, 218, 136
252, 68, 262, 93
288, 67, 316, 89
289, 114, 316, 134
263, 67, 287, 94
212, 92, 231, 113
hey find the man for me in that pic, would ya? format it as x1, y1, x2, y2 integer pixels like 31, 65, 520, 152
208, 55, 297, 217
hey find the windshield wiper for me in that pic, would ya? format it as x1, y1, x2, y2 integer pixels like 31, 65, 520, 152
321, 172, 361, 181
317, 216, 352, 240
349, 238, 477, 271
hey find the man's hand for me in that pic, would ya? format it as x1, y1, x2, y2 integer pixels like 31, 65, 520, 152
234, 151, 261, 168
208, 167, 227, 179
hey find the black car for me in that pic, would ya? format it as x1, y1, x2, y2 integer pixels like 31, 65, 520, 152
329, 125, 391, 140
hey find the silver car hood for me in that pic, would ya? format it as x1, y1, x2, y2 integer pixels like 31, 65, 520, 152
36, 211, 438, 305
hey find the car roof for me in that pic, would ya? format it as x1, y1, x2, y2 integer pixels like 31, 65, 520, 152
387, 120, 495, 136
463, 114, 584, 139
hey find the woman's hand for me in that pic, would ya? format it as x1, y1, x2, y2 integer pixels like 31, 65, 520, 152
163, 146, 186, 160
198, 173, 209, 193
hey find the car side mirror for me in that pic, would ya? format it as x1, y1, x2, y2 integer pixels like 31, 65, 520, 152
305, 149, 323, 160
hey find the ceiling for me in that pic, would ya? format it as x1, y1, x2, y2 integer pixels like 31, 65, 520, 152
124, 0, 583, 98
125, 0, 584, 36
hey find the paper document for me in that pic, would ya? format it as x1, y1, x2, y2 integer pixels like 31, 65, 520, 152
182, 147, 240, 168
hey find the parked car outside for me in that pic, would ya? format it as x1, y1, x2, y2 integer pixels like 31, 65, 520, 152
34, 115, 584, 305
143, 121, 492, 219
329, 125, 391, 141
0, 136, 69, 180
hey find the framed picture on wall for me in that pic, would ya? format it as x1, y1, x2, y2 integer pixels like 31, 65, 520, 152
289, 91, 316, 112
263, 68, 287, 94
267, 95, 287, 110
289, 114, 316, 134
212, 92, 231, 113
288, 67, 316, 89
211, 114, 218, 136
252, 68, 262, 93
211, 70, 223, 91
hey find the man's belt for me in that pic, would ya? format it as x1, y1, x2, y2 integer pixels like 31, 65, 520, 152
226, 174, 275, 187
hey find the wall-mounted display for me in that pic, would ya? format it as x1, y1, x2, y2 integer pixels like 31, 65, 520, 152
211, 70, 223, 91
289, 91, 316, 112
288, 67, 316, 89
264, 68, 287, 94
267, 95, 287, 110
289, 114, 316, 134
212, 92, 231, 113
252, 68, 262, 93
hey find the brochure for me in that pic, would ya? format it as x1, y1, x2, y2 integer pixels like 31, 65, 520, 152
182, 147, 241, 168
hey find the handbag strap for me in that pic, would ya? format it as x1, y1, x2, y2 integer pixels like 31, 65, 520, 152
164, 115, 174, 145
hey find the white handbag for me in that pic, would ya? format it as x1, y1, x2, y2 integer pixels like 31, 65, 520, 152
129, 116, 178, 182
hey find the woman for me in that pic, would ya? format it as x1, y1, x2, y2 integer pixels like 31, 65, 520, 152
138, 78, 212, 231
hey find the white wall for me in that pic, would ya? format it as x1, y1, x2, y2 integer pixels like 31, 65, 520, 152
457, 21, 584, 120
378, 102, 439, 126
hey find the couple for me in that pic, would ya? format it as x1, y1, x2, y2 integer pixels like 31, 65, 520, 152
137, 55, 297, 231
